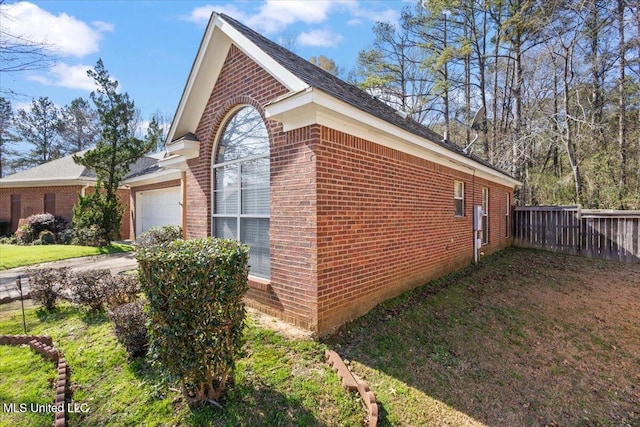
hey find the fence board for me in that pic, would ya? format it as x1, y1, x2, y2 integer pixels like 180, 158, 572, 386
514, 206, 640, 263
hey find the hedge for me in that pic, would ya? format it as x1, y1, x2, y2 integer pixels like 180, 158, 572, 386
137, 238, 249, 405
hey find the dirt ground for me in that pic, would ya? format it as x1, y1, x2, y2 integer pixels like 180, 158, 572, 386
327, 248, 640, 426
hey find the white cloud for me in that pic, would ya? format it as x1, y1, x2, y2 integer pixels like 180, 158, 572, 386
296, 29, 344, 48
185, 1, 338, 33
0, 1, 111, 57
27, 63, 98, 91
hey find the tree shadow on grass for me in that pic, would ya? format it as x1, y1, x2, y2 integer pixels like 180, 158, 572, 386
129, 358, 325, 426
324, 249, 640, 426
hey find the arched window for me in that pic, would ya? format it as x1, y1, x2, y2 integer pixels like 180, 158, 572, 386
212, 106, 270, 279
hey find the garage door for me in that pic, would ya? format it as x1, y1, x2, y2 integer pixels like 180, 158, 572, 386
136, 187, 181, 237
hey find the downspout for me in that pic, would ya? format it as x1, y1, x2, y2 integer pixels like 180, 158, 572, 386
80, 183, 92, 197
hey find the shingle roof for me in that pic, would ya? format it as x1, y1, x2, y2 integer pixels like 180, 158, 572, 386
0, 151, 96, 183
218, 13, 508, 176
0, 151, 164, 185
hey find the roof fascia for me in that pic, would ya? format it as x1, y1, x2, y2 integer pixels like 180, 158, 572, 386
123, 169, 182, 187
265, 89, 521, 188
0, 178, 96, 188
166, 13, 307, 145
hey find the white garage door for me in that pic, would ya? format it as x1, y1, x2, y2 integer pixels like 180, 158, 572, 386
136, 187, 181, 237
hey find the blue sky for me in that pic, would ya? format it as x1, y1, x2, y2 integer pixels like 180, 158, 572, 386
2, 0, 407, 131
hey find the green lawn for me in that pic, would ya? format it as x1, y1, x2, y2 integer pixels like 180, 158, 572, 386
0, 244, 133, 270
0, 345, 55, 427
0, 303, 363, 426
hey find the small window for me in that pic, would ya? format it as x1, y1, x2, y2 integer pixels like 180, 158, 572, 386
482, 187, 489, 244
44, 193, 55, 214
454, 181, 464, 217
505, 192, 510, 238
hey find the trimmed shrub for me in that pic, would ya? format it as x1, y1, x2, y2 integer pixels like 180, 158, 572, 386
27, 267, 71, 311
138, 238, 249, 405
104, 275, 140, 309
38, 230, 56, 245
69, 269, 111, 311
108, 300, 147, 357
135, 225, 182, 249
73, 225, 109, 247
19, 213, 68, 244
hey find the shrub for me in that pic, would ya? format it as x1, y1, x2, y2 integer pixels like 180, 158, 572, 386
135, 225, 182, 249
138, 238, 249, 405
108, 300, 148, 357
27, 267, 71, 311
58, 227, 74, 245
69, 269, 111, 311
18, 213, 68, 244
72, 190, 123, 245
38, 230, 56, 245
104, 275, 140, 309
73, 225, 109, 247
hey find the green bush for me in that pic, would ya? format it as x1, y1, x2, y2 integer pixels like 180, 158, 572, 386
72, 190, 123, 245
18, 213, 68, 244
73, 225, 109, 247
69, 269, 111, 311
135, 225, 182, 249
108, 300, 148, 358
137, 238, 249, 405
38, 230, 56, 245
27, 267, 71, 311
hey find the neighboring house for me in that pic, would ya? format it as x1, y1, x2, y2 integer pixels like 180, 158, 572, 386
0, 152, 182, 240
161, 13, 521, 336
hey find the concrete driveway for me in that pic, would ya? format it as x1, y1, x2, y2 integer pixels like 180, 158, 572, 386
0, 252, 138, 303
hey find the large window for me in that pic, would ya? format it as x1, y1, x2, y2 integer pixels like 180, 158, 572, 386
212, 106, 270, 279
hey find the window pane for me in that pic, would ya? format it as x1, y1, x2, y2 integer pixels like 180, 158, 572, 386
213, 217, 237, 240
454, 182, 464, 198
241, 218, 270, 279
455, 199, 464, 217
242, 158, 270, 215
216, 107, 269, 163
214, 164, 238, 214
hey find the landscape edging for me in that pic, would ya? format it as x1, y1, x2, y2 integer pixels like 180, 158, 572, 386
0, 335, 69, 427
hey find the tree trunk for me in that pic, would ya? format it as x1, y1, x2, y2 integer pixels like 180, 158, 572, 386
617, 0, 627, 205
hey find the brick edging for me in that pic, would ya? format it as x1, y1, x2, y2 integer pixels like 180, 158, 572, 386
0, 335, 69, 427
325, 350, 378, 427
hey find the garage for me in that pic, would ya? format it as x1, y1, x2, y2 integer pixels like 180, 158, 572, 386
136, 187, 181, 237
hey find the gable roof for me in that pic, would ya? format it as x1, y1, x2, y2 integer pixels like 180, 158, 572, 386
0, 151, 96, 187
166, 12, 520, 188
0, 151, 177, 188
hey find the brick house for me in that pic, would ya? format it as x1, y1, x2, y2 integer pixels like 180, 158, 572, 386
161, 13, 520, 335
0, 152, 182, 240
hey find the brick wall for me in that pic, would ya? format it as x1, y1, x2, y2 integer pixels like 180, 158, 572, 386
314, 127, 513, 334
185, 45, 317, 329
0, 185, 131, 239
182, 43, 514, 335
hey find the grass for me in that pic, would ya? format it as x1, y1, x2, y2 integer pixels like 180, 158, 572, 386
0, 302, 363, 426
2, 247, 638, 426
325, 247, 640, 426
0, 243, 133, 270
0, 345, 56, 427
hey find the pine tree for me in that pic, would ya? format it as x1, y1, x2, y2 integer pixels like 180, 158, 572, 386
72, 59, 155, 244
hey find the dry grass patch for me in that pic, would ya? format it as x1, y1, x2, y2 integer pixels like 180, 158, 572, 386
326, 248, 640, 426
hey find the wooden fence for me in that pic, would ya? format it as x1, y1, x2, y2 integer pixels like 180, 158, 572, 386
513, 206, 640, 263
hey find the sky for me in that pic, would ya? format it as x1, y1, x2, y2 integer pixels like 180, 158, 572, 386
1, 0, 408, 132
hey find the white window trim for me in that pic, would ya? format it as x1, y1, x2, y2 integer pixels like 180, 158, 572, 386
454, 181, 465, 217
482, 187, 489, 245
211, 105, 271, 280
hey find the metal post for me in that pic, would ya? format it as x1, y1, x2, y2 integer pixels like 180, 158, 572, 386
16, 276, 26, 334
